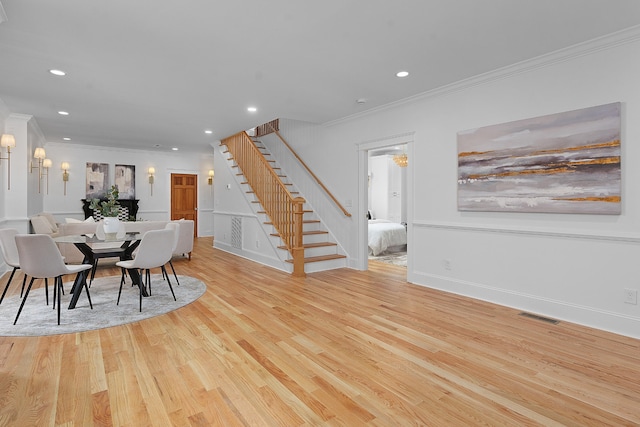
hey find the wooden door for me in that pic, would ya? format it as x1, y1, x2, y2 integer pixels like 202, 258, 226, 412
171, 173, 198, 236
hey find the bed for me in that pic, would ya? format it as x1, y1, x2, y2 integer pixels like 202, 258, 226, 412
368, 219, 407, 256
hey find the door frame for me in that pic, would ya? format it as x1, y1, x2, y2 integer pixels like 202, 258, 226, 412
357, 132, 414, 274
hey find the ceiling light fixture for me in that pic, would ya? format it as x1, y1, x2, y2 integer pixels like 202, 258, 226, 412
204, 130, 213, 134
247, 107, 257, 112
49, 69, 66, 76
393, 152, 408, 168
63, 137, 71, 141
58, 111, 69, 116
172, 147, 178, 151
396, 71, 409, 78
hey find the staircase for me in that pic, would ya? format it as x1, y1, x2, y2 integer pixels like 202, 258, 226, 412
221, 131, 346, 276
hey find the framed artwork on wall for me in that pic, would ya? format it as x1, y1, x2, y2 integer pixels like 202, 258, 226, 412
115, 164, 136, 199
86, 162, 109, 199
457, 102, 621, 214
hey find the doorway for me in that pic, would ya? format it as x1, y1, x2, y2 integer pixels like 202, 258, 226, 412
357, 133, 413, 273
171, 173, 198, 236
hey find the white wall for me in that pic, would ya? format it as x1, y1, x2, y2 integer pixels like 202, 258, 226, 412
295, 28, 640, 338
42, 142, 214, 236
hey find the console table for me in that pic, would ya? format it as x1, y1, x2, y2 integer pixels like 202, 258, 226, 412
82, 199, 139, 220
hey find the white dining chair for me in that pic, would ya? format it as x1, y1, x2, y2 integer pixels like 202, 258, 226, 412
90, 221, 127, 287
0, 228, 26, 304
14, 234, 94, 325
164, 222, 180, 285
115, 228, 176, 312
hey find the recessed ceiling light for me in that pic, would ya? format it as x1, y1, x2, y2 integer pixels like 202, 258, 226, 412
396, 71, 409, 78
63, 137, 71, 141
49, 69, 66, 76
247, 107, 257, 113
172, 147, 178, 151
58, 111, 69, 115
356, 98, 367, 104
204, 130, 213, 134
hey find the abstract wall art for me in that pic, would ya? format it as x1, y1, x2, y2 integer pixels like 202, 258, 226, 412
457, 102, 621, 214
86, 162, 109, 199
115, 164, 136, 199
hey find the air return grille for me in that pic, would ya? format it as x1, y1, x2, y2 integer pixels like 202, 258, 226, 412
231, 217, 242, 249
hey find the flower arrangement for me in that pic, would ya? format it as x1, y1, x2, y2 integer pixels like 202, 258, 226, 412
89, 185, 121, 217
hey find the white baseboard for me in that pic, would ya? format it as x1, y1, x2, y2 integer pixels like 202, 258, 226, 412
411, 270, 640, 340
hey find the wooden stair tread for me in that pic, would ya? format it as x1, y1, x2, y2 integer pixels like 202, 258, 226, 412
278, 242, 337, 250
258, 210, 313, 214
285, 254, 347, 264
270, 230, 328, 237
265, 220, 320, 225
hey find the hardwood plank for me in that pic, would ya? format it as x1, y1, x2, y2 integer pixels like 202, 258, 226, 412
0, 237, 639, 425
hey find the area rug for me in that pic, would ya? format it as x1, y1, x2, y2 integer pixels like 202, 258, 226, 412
0, 275, 206, 337
369, 251, 407, 267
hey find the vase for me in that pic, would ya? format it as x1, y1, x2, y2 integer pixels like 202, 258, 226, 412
103, 216, 120, 240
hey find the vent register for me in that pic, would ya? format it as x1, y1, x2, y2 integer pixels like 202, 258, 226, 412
231, 217, 242, 249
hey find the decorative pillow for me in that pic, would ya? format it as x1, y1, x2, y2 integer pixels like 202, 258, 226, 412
39, 213, 59, 232
30, 216, 54, 234
65, 216, 95, 237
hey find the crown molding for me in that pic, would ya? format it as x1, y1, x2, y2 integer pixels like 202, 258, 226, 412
326, 24, 640, 127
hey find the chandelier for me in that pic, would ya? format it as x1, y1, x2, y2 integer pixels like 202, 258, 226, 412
393, 153, 408, 167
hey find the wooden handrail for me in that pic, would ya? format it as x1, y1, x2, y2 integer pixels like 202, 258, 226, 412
221, 131, 306, 277
266, 122, 352, 217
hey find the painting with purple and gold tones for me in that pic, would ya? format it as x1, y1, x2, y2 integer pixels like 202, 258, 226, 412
457, 102, 621, 214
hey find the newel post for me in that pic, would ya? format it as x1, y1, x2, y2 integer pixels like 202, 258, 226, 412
292, 197, 306, 278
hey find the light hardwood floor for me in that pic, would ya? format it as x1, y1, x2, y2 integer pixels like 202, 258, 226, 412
1, 237, 639, 426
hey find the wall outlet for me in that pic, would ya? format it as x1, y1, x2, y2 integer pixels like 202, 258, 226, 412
624, 288, 638, 305
442, 259, 452, 271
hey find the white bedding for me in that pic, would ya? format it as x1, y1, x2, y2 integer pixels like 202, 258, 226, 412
368, 219, 407, 256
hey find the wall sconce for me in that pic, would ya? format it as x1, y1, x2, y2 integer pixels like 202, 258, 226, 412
0, 133, 16, 190
61, 162, 70, 196
30, 147, 47, 193
42, 158, 52, 194
208, 169, 215, 185
148, 167, 155, 196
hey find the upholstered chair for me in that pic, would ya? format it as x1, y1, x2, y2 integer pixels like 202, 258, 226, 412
115, 229, 176, 312
14, 234, 93, 325
0, 228, 26, 304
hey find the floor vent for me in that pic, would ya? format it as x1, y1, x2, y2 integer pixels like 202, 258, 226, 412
518, 312, 559, 324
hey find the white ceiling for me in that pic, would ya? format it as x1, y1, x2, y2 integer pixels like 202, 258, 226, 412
1, 1, 639, 153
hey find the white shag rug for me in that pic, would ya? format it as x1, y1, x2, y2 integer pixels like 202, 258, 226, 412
0, 274, 206, 336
